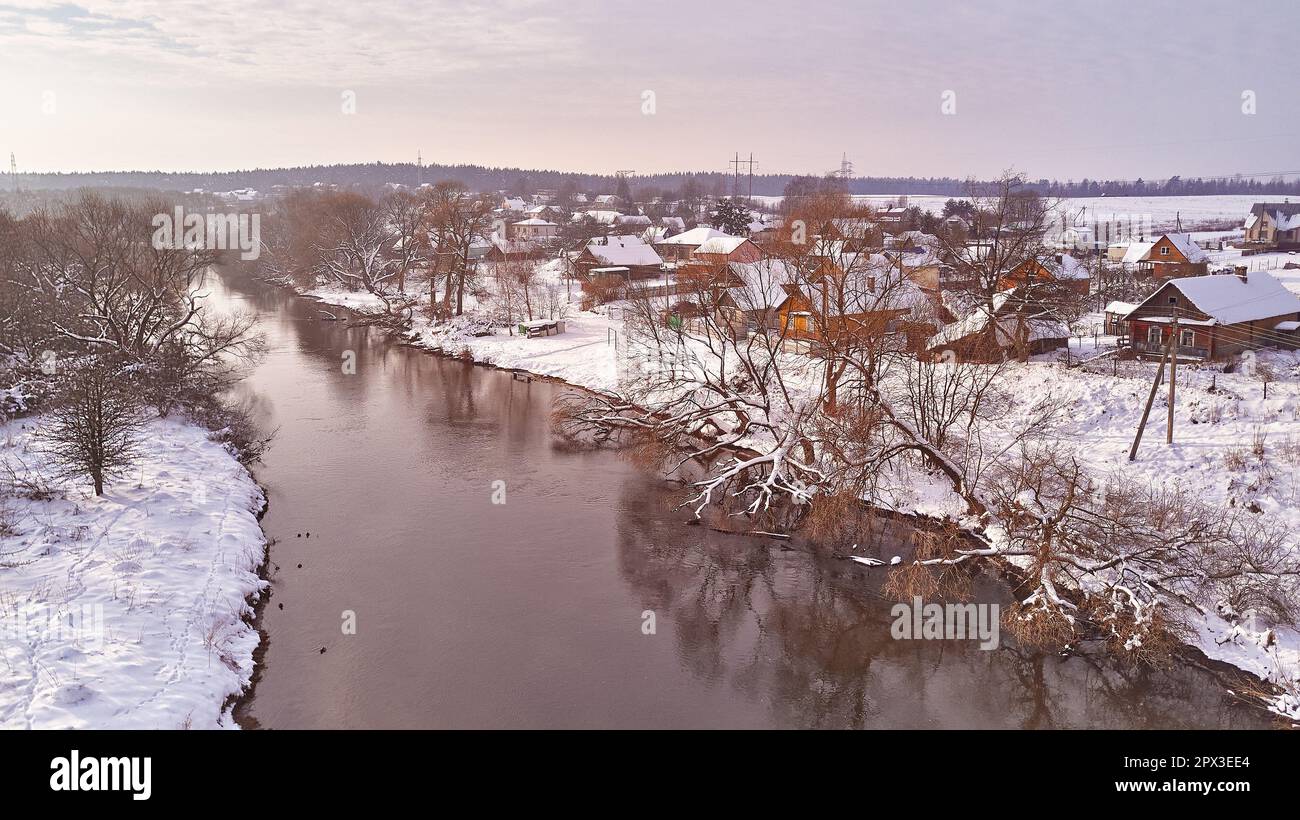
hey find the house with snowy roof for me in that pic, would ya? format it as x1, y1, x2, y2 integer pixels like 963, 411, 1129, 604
653, 226, 729, 264
1124, 270, 1300, 360
484, 237, 546, 262
1244, 202, 1300, 248
575, 235, 664, 279
613, 214, 652, 229
926, 289, 1069, 362
690, 235, 763, 266
776, 256, 941, 350
1001, 254, 1091, 295
508, 218, 559, 242
1126, 233, 1209, 279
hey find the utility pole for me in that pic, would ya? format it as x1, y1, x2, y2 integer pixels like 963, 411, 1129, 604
1130, 331, 1174, 461
1167, 309, 1178, 444
728, 153, 756, 199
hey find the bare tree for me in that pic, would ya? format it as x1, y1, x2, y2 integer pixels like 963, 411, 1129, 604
40, 361, 144, 496
424, 181, 492, 317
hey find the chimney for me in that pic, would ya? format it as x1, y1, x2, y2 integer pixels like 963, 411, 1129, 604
1235, 265, 1248, 283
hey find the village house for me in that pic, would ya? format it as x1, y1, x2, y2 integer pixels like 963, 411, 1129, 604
1124, 270, 1300, 361
1103, 300, 1137, 336
574, 235, 664, 279
690, 235, 763, 266
659, 215, 686, 234
1000, 254, 1091, 295
613, 214, 652, 230
874, 205, 909, 235
1243, 201, 1300, 248
523, 204, 564, 220
777, 259, 937, 351
509, 218, 560, 243
578, 209, 623, 226
712, 259, 800, 336
1121, 233, 1209, 279
653, 226, 729, 265
820, 217, 883, 250
747, 216, 784, 246
926, 289, 1069, 363
484, 237, 546, 262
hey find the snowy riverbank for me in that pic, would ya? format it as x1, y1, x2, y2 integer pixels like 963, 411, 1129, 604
0, 415, 267, 729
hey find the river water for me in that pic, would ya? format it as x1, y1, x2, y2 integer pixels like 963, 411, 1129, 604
213, 271, 1274, 729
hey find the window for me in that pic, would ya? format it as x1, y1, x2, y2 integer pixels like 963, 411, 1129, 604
1148, 326, 1162, 344
1160, 245, 1170, 256
1180, 329, 1194, 347
1168, 296, 1178, 305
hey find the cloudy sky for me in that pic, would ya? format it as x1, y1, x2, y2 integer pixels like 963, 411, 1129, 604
1, 0, 1297, 180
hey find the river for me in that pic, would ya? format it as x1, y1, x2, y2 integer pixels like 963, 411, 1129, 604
211, 271, 1275, 729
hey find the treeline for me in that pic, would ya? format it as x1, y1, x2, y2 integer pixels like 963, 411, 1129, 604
10, 163, 1300, 199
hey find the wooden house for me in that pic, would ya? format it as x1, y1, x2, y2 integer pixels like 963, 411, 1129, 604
1124, 270, 1300, 361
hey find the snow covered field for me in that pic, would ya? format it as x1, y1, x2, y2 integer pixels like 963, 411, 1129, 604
752, 194, 1269, 231
0, 416, 267, 729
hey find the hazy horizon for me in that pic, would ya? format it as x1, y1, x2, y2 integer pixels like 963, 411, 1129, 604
2, 0, 1298, 180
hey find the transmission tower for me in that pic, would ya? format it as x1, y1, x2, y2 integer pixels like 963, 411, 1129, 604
832, 152, 854, 180
8, 153, 15, 192
728, 152, 756, 198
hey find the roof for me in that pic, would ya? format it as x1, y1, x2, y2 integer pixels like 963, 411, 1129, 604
1158, 233, 1209, 263
695, 236, 749, 255
1249, 201, 1300, 227
928, 289, 1065, 349
725, 259, 798, 310
583, 235, 663, 267
1135, 271, 1300, 326
1052, 254, 1090, 280
581, 209, 623, 225
656, 226, 726, 246
1121, 241, 1156, 264
1104, 300, 1138, 316
513, 218, 556, 226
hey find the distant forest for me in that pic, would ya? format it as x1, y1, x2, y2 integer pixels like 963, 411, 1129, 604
5, 161, 1300, 199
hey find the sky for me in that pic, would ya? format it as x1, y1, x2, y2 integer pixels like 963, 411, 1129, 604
0, 0, 1297, 181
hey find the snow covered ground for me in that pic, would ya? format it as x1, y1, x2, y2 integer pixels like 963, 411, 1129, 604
974, 353, 1300, 717
0, 416, 267, 729
751, 194, 1268, 230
